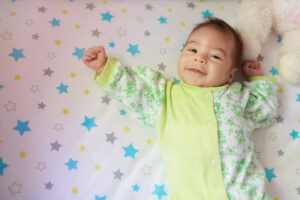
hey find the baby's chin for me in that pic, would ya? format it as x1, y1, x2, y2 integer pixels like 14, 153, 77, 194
182, 79, 207, 87
182, 79, 228, 88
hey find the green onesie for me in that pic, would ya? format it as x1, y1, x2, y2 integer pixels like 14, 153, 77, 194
94, 58, 278, 200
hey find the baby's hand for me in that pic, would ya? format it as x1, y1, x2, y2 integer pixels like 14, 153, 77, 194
82, 46, 107, 74
242, 60, 264, 78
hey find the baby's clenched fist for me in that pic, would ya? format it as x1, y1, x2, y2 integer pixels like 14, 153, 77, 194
82, 46, 107, 74
242, 60, 264, 78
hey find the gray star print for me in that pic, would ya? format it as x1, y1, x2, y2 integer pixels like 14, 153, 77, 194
38, 6, 47, 13
45, 181, 53, 190
38, 102, 46, 109
278, 149, 284, 156
158, 62, 166, 71
275, 115, 284, 123
101, 95, 111, 104
145, 4, 153, 11
8, 181, 22, 196
257, 54, 264, 62
187, 2, 196, 9
51, 140, 62, 151
44, 67, 54, 77
117, 27, 127, 37
113, 169, 124, 180
86, 3, 96, 10
144, 30, 151, 37
32, 33, 39, 40
106, 132, 117, 144
296, 186, 300, 195
92, 29, 100, 37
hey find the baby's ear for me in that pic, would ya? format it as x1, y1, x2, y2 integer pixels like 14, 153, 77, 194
227, 67, 237, 84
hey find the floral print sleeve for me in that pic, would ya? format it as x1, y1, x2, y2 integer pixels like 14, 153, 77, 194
94, 58, 167, 127
243, 77, 279, 130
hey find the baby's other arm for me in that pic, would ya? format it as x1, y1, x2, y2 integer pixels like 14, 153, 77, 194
241, 60, 278, 130
242, 60, 264, 79
82, 46, 108, 75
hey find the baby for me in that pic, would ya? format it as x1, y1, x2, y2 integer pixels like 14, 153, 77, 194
83, 18, 278, 200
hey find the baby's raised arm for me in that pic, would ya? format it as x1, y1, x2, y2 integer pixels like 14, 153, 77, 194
82, 46, 107, 75
242, 60, 264, 79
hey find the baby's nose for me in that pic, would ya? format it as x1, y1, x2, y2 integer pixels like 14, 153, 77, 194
194, 56, 206, 63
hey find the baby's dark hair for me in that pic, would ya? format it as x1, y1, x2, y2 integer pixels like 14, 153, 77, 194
188, 17, 243, 69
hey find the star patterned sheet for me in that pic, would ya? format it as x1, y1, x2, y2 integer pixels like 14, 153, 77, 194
0, 0, 300, 200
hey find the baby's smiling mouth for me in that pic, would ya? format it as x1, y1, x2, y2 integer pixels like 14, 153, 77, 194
187, 68, 207, 75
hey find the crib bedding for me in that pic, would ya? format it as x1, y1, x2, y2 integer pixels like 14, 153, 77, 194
0, 0, 299, 199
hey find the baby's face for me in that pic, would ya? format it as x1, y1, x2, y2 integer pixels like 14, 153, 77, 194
177, 25, 236, 87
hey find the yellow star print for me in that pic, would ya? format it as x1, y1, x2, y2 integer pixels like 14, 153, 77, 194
70, 73, 76, 78
14, 75, 21, 80
80, 146, 86, 152
124, 126, 130, 132
19, 151, 26, 158
62, 108, 70, 115
72, 187, 78, 195
54, 40, 61, 45
95, 164, 101, 170
84, 89, 90, 95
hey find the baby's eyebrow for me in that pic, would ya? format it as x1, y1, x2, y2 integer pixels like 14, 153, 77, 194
186, 40, 198, 45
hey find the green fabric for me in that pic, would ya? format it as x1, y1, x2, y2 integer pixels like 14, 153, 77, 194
156, 81, 228, 200
249, 76, 276, 84
94, 57, 118, 88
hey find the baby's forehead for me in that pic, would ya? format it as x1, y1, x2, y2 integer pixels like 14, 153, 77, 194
188, 25, 234, 40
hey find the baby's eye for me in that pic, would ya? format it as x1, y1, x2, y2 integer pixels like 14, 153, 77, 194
188, 49, 197, 53
211, 55, 221, 60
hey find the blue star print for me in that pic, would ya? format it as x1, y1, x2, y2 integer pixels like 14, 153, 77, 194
152, 184, 167, 200
49, 18, 60, 27
13, 120, 31, 136
0, 158, 9, 176
0, 85, 4, 89
277, 35, 282, 43
180, 43, 185, 52
56, 83, 69, 94
296, 94, 300, 102
158, 16, 167, 24
126, 44, 141, 56
81, 116, 98, 131
72, 47, 85, 60
123, 144, 139, 159
109, 42, 115, 48
202, 9, 213, 19
132, 184, 140, 192
9, 48, 25, 61
65, 158, 78, 171
101, 11, 114, 22
95, 195, 106, 200
120, 109, 127, 116
265, 167, 277, 182
269, 67, 279, 76
173, 77, 181, 84
290, 129, 300, 140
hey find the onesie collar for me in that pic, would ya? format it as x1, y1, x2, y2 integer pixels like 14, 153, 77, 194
179, 81, 228, 93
